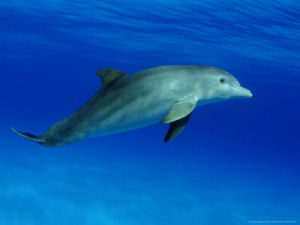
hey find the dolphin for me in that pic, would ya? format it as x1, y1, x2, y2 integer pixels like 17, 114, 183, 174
11, 65, 252, 147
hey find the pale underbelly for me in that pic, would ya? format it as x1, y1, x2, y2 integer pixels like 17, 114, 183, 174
87, 101, 170, 137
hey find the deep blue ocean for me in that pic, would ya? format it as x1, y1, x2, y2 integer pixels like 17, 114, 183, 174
0, 1, 299, 224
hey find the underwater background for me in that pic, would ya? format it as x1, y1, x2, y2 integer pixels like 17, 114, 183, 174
0, 0, 299, 224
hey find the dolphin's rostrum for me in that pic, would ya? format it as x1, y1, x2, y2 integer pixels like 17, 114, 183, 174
11, 65, 252, 147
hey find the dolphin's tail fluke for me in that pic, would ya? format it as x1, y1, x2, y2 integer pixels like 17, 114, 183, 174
10, 127, 45, 144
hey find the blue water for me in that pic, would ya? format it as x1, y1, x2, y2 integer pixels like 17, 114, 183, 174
1, 1, 300, 224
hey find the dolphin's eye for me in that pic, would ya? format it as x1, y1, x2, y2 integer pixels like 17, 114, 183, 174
220, 78, 225, 83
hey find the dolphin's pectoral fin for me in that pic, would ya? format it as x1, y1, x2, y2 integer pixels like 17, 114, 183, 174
161, 97, 197, 123
96, 68, 127, 88
164, 113, 192, 142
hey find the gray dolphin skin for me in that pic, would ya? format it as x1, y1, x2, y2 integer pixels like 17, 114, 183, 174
11, 65, 252, 147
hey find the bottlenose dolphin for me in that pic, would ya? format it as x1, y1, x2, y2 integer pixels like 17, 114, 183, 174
11, 65, 252, 147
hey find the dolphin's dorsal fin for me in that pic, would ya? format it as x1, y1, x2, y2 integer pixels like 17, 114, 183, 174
164, 113, 192, 142
161, 97, 197, 123
96, 68, 127, 88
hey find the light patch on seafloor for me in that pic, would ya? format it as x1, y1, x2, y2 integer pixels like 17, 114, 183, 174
0, 150, 249, 225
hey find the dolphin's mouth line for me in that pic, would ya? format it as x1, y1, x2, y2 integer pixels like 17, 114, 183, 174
232, 85, 253, 98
